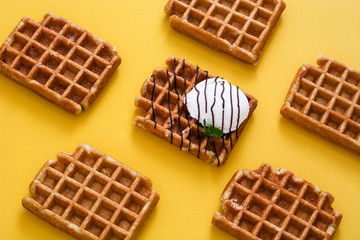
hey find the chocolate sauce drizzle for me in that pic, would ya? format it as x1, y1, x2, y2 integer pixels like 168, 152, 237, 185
210, 77, 219, 126
205, 135, 209, 154
236, 86, 241, 139
151, 75, 157, 129
166, 70, 173, 144
173, 58, 183, 150
194, 66, 201, 158
220, 80, 225, 132
229, 82, 234, 148
213, 141, 220, 167
220, 81, 228, 154
204, 71, 208, 113
222, 135, 228, 154
183, 61, 192, 152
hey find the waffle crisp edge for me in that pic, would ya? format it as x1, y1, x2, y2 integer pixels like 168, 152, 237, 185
22, 144, 159, 240
0, 13, 121, 114
281, 56, 360, 155
212, 163, 342, 240
164, 0, 286, 64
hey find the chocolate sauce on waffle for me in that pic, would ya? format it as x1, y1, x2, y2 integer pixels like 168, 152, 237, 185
180, 59, 193, 152
213, 141, 220, 167
194, 66, 201, 158
151, 75, 157, 129
145, 58, 249, 165
204, 71, 208, 113
220, 80, 225, 132
210, 77, 219, 126
166, 70, 173, 144
236, 86, 241, 139
173, 58, 183, 150
229, 83, 234, 148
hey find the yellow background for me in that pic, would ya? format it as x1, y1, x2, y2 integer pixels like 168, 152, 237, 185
0, 0, 359, 239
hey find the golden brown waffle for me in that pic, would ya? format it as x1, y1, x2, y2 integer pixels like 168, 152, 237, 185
164, 0, 285, 64
134, 57, 257, 167
212, 163, 342, 240
281, 55, 360, 155
22, 144, 159, 240
0, 13, 121, 115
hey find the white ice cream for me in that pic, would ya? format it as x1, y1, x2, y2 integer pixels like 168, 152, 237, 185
185, 78, 249, 134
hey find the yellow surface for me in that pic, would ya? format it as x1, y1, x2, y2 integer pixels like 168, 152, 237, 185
0, 0, 360, 239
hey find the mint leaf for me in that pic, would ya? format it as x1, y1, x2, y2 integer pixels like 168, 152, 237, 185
202, 119, 223, 137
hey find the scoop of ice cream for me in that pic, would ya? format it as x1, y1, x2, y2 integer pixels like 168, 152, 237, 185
185, 78, 249, 134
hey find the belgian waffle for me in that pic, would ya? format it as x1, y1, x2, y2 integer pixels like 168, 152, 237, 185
134, 57, 257, 167
281, 55, 360, 155
212, 163, 342, 240
164, 0, 285, 64
0, 13, 121, 114
22, 144, 159, 240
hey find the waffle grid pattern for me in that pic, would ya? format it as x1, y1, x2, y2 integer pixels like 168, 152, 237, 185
22, 144, 159, 240
212, 163, 342, 240
134, 57, 257, 167
281, 55, 360, 155
0, 13, 121, 114
165, 0, 285, 64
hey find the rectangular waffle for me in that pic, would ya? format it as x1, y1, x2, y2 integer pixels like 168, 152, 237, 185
212, 163, 342, 240
281, 55, 360, 155
134, 57, 257, 167
0, 13, 121, 115
164, 0, 285, 65
22, 144, 159, 240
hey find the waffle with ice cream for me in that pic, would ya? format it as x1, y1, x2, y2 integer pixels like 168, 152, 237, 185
212, 163, 342, 240
281, 55, 360, 155
0, 13, 121, 114
164, 0, 286, 64
134, 57, 257, 167
22, 144, 159, 240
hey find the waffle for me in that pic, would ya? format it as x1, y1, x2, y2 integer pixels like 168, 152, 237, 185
281, 55, 360, 155
212, 163, 342, 240
164, 0, 285, 65
22, 144, 159, 240
0, 13, 121, 115
134, 57, 257, 167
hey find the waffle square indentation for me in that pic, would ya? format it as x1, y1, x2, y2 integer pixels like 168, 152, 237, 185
24, 43, 46, 61
114, 210, 135, 231
32, 67, 52, 85
18, 20, 39, 38
68, 164, 90, 183
49, 196, 69, 217
63, 26, 83, 43
35, 29, 56, 47
96, 200, 117, 221
212, 164, 342, 240
238, 213, 258, 233
48, 76, 70, 95
45, 17, 66, 33
85, 216, 107, 237
66, 206, 87, 227
105, 184, 127, 204
266, 206, 286, 227
77, 190, 97, 210
41, 52, 62, 70
80, 34, 98, 53
14, 57, 35, 76
194, 0, 212, 13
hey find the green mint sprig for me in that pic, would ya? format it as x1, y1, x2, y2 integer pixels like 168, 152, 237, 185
202, 119, 223, 137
